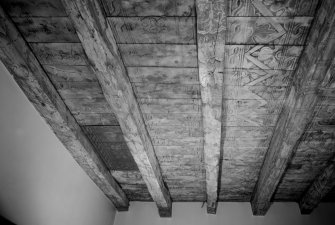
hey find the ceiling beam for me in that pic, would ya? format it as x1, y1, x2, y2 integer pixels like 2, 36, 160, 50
61, 0, 172, 217
299, 159, 335, 214
0, 6, 129, 211
251, 0, 335, 215
196, 0, 226, 214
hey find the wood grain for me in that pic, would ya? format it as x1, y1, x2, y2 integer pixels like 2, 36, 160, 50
0, 6, 129, 210
119, 44, 197, 67
196, 0, 226, 214
62, 0, 172, 217
134, 83, 201, 99
108, 17, 195, 44
299, 160, 335, 214
30, 43, 88, 65
227, 17, 312, 45
1, 0, 66, 17
102, 0, 195, 16
12, 17, 79, 42
127, 67, 199, 84
225, 45, 303, 70
228, 0, 318, 17
251, 0, 335, 215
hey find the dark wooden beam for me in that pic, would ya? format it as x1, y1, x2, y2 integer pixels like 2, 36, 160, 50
196, 0, 226, 214
61, 0, 172, 217
251, 0, 335, 215
0, 5, 129, 211
299, 159, 335, 214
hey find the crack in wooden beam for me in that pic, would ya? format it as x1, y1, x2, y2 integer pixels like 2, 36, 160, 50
196, 0, 227, 214
61, 0, 172, 217
251, 0, 335, 216
0, 5, 129, 211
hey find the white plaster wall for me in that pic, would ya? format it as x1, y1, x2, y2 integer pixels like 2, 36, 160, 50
114, 201, 335, 225
0, 62, 116, 225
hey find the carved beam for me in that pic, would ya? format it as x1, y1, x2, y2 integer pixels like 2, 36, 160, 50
196, 0, 226, 214
61, 0, 172, 217
251, 0, 335, 215
0, 6, 129, 210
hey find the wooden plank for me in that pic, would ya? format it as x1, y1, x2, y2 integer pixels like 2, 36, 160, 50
0, 6, 129, 210
224, 69, 292, 87
228, 0, 318, 17
64, 98, 112, 113
143, 113, 202, 128
54, 82, 104, 99
102, 0, 195, 16
147, 126, 203, 139
30, 43, 88, 65
44, 65, 96, 82
1, 0, 66, 17
225, 45, 303, 70
196, 0, 226, 214
223, 85, 287, 100
62, 0, 172, 217
81, 132, 139, 171
73, 112, 118, 125
127, 67, 199, 84
12, 17, 79, 43
108, 17, 195, 44
134, 83, 201, 99
83, 126, 126, 143
138, 98, 201, 114
224, 99, 284, 115
299, 160, 335, 214
251, 0, 335, 215
227, 17, 312, 45
119, 44, 197, 67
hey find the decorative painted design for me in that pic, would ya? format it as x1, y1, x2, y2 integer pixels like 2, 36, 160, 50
228, 0, 319, 17
227, 17, 312, 45
225, 69, 292, 86
109, 17, 195, 44
225, 45, 303, 70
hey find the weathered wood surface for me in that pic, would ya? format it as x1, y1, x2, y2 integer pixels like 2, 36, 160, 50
12, 17, 79, 42
224, 69, 292, 87
54, 82, 104, 99
227, 17, 312, 45
73, 112, 118, 125
138, 98, 201, 114
251, 0, 335, 215
101, 0, 195, 16
228, 0, 319, 17
82, 127, 139, 171
299, 160, 335, 214
0, 6, 129, 210
30, 43, 88, 65
62, 0, 172, 217
274, 101, 335, 202
225, 45, 303, 70
119, 44, 197, 67
134, 83, 201, 99
108, 17, 195, 44
31, 43, 197, 67
196, 0, 226, 214
127, 67, 199, 84
1, 0, 66, 17
44, 65, 96, 82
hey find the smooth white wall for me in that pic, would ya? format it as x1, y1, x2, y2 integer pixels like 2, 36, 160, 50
0, 63, 116, 225
115, 201, 335, 224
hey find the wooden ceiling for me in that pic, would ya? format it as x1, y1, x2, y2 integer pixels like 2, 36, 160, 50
0, 0, 334, 217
